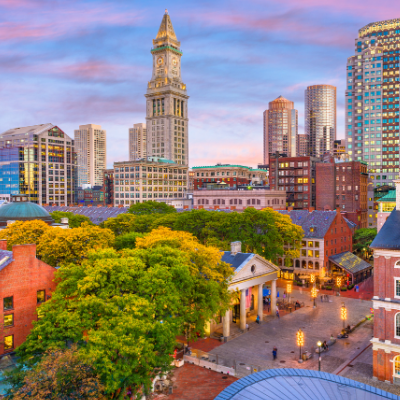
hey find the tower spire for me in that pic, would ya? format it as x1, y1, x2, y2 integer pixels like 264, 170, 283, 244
154, 10, 179, 47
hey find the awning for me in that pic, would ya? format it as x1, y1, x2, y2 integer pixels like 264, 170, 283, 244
329, 251, 372, 275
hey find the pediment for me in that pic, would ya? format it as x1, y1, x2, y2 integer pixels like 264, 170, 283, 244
230, 254, 280, 284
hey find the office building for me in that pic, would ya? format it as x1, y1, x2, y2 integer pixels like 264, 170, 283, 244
113, 158, 188, 206
145, 10, 189, 165
305, 85, 337, 158
297, 134, 309, 157
0, 124, 76, 206
346, 19, 400, 190
129, 123, 147, 160
74, 124, 106, 187
102, 169, 114, 205
263, 96, 298, 165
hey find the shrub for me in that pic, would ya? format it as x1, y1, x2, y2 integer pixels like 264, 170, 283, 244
325, 286, 332, 290
340, 287, 348, 291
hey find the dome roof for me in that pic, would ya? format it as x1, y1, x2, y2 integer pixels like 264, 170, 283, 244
0, 198, 54, 224
272, 95, 290, 103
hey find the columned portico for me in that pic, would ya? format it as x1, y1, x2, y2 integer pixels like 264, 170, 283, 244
222, 309, 230, 341
271, 278, 277, 316
258, 283, 264, 322
240, 288, 247, 331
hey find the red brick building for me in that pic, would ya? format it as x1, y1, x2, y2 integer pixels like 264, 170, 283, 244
370, 180, 400, 384
316, 159, 368, 228
0, 242, 56, 355
192, 164, 267, 190
269, 154, 319, 209
102, 169, 114, 206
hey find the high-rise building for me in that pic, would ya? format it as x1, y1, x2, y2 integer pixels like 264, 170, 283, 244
305, 85, 337, 158
297, 134, 309, 157
74, 124, 106, 187
0, 124, 76, 205
145, 10, 189, 165
345, 19, 400, 190
263, 96, 298, 165
129, 123, 147, 160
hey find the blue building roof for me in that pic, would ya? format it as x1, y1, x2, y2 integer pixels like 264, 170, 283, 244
371, 208, 400, 250
215, 368, 399, 400
221, 252, 255, 272
0, 249, 13, 272
0, 202, 51, 220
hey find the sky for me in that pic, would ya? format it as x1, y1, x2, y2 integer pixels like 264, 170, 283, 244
0, 0, 397, 168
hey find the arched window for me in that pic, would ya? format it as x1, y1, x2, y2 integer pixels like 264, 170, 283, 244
395, 260, 400, 268
394, 355, 400, 378
396, 313, 400, 337
308, 261, 313, 269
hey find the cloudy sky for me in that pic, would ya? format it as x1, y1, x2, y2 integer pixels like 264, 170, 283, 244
0, 0, 396, 168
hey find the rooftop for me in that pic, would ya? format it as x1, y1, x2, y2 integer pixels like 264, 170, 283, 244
371, 208, 400, 250
378, 190, 396, 202
0, 123, 54, 138
221, 251, 255, 273
192, 164, 266, 172
329, 251, 372, 275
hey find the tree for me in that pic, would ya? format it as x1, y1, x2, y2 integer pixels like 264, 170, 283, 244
128, 200, 177, 215
100, 213, 137, 236
50, 211, 93, 228
114, 231, 144, 250
37, 222, 115, 267
0, 220, 50, 250
16, 228, 233, 399
6, 346, 106, 400
353, 228, 377, 259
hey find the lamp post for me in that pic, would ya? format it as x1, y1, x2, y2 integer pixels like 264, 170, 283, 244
341, 302, 347, 329
317, 341, 322, 371
297, 329, 304, 363
310, 274, 315, 284
311, 286, 317, 308
287, 282, 292, 303
337, 276, 342, 295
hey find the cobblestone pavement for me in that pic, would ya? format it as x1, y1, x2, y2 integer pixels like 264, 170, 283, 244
212, 287, 373, 375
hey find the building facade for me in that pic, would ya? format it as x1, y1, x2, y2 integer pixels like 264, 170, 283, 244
193, 187, 286, 211
74, 124, 106, 187
102, 169, 114, 206
316, 160, 369, 228
77, 186, 104, 206
269, 154, 318, 209
129, 123, 147, 161
345, 19, 400, 190
113, 158, 188, 206
370, 180, 400, 384
263, 96, 298, 165
305, 85, 337, 158
297, 134, 309, 157
0, 124, 76, 206
145, 11, 189, 166
192, 164, 267, 190
0, 242, 56, 356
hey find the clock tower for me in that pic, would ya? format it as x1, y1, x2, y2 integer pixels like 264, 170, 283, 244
145, 10, 189, 165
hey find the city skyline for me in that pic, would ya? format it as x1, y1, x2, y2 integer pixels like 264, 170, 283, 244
0, 0, 397, 168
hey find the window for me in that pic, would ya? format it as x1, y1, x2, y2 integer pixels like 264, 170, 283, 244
308, 250, 313, 257
4, 335, 13, 351
3, 297, 13, 311
308, 241, 313, 248
395, 356, 400, 378
396, 313, 400, 338
37, 290, 45, 304
396, 279, 400, 298
4, 314, 13, 327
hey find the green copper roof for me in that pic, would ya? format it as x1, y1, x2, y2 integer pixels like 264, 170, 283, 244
151, 46, 182, 55
379, 190, 396, 202
0, 202, 52, 220
193, 165, 253, 170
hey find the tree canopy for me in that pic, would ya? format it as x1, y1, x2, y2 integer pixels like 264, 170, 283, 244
15, 227, 233, 399
50, 211, 93, 228
127, 200, 177, 215
353, 228, 377, 258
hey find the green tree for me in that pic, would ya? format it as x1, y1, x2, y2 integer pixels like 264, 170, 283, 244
16, 228, 233, 399
100, 213, 136, 236
128, 200, 177, 215
114, 231, 145, 250
353, 228, 377, 258
50, 211, 93, 228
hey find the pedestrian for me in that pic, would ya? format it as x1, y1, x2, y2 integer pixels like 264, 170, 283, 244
320, 295, 323, 303
246, 323, 249, 331
267, 299, 270, 313
272, 347, 277, 360
256, 315, 260, 324
276, 305, 280, 319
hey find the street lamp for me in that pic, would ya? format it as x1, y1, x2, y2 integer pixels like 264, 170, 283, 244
311, 286, 317, 308
310, 274, 315, 284
341, 302, 347, 329
297, 329, 304, 363
337, 276, 342, 295
287, 282, 292, 303
317, 341, 322, 371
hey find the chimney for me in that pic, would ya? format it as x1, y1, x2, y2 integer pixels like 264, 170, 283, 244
230, 241, 242, 256
0, 240, 7, 251
395, 179, 400, 210
308, 207, 315, 212
60, 217, 69, 224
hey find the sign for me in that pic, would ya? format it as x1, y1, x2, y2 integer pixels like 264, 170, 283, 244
263, 289, 271, 296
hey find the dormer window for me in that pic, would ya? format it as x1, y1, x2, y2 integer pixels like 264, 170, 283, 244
310, 227, 315, 232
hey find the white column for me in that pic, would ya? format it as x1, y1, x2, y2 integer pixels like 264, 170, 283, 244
258, 284, 264, 322
240, 288, 247, 331
222, 309, 230, 341
271, 279, 277, 316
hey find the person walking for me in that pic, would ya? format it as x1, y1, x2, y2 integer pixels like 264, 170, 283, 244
256, 315, 260, 324
267, 298, 270, 313
272, 347, 277, 360
276, 305, 280, 319
320, 295, 323, 303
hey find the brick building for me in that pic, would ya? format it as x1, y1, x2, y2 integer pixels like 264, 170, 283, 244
102, 169, 114, 206
77, 185, 104, 206
269, 154, 319, 209
0, 242, 56, 355
316, 160, 368, 228
192, 164, 267, 191
277, 209, 355, 279
370, 180, 400, 384
296, 134, 309, 157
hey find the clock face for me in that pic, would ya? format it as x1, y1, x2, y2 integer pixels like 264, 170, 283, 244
172, 58, 178, 67
157, 57, 163, 66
